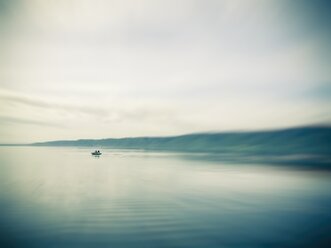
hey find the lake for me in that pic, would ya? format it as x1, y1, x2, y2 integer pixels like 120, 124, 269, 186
0, 146, 331, 247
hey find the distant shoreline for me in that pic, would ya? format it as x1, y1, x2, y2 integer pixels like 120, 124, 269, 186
1, 126, 330, 168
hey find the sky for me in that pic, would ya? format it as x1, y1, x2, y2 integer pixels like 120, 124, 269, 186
0, 0, 330, 143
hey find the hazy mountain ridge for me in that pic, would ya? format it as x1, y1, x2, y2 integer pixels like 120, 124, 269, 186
31, 126, 331, 156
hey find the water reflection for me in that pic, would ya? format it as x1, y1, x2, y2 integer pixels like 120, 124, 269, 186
0, 147, 331, 247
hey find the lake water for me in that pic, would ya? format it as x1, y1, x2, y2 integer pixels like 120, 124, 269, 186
0, 147, 331, 247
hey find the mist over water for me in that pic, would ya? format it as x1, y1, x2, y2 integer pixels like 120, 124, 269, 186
1, 147, 331, 247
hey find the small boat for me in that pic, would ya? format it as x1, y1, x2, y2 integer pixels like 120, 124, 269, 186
91, 150, 102, 155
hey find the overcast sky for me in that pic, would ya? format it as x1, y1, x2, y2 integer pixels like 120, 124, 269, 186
0, 0, 330, 143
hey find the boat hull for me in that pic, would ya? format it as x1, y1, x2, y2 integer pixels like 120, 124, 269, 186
91, 152, 102, 155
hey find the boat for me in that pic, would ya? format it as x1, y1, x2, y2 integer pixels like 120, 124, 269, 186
91, 150, 102, 155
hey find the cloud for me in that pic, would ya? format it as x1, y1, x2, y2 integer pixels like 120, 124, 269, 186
0, 0, 330, 142
0, 88, 108, 117
0, 114, 64, 128
0, 88, 188, 133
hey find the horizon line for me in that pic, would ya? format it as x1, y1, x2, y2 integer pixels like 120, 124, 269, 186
1, 124, 330, 146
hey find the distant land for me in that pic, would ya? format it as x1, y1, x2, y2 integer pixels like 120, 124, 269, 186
31, 126, 331, 155
29, 126, 331, 167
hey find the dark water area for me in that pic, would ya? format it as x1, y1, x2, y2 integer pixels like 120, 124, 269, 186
0, 147, 331, 248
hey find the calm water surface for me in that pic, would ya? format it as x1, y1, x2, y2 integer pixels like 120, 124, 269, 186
0, 147, 331, 247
